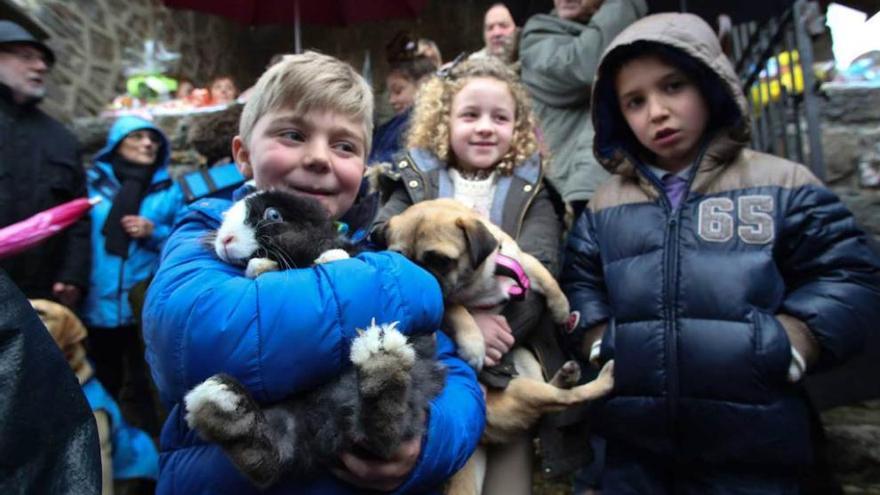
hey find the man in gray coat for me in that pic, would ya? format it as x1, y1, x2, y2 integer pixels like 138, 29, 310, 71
520, 0, 647, 213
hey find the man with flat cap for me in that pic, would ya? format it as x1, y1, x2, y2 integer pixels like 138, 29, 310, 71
0, 20, 89, 307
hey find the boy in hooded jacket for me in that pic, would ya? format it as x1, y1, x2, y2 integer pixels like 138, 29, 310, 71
561, 13, 880, 493
143, 52, 484, 494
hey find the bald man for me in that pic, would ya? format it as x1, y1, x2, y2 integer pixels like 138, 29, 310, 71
471, 3, 518, 63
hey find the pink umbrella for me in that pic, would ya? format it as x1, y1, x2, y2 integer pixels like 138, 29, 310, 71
0, 197, 101, 260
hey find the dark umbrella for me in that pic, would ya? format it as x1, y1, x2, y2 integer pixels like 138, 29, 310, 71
504, 0, 876, 27
162, 0, 429, 52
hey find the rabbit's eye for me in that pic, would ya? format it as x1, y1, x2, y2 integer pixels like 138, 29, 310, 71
263, 207, 283, 222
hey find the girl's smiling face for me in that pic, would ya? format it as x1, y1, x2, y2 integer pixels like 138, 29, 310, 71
387, 72, 418, 115
448, 77, 515, 174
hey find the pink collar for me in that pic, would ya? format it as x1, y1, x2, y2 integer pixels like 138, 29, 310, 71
494, 253, 530, 300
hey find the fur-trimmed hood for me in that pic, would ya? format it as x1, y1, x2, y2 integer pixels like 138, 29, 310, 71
590, 13, 750, 177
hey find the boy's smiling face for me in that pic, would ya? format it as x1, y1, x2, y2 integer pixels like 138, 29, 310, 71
615, 55, 710, 174
233, 108, 366, 220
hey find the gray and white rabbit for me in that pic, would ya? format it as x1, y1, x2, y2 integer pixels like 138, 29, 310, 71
184, 190, 445, 488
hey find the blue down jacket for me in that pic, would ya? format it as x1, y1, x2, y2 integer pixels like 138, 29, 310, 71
562, 13, 880, 466
142, 197, 484, 494
82, 116, 184, 329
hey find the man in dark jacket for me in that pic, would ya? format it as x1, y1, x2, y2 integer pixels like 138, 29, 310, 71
0, 269, 101, 493
0, 20, 89, 306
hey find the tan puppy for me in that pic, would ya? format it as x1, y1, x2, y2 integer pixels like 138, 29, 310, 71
382, 198, 614, 495
384, 198, 570, 370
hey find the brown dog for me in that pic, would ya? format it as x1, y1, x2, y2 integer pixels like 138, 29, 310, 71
382, 198, 614, 495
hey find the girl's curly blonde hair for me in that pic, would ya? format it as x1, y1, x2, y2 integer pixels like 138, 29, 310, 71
406, 57, 539, 175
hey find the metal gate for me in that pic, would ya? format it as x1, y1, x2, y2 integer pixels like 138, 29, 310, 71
728, 0, 827, 180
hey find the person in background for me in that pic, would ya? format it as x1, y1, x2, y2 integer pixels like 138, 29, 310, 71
563, 12, 880, 493
519, 0, 647, 217
175, 77, 194, 100
83, 116, 184, 437
471, 3, 519, 65
209, 75, 238, 105
418, 38, 443, 67
0, 20, 89, 307
369, 35, 437, 165
179, 103, 246, 203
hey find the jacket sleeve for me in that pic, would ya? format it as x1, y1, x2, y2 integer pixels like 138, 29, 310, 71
779, 184, 880, 370
56, 147, 92, 290
560, 210, 611, 360
394, 332, 485, 493
503, 183, 565, 339
369, 181, 414, 247
520, 0, 647, 107
0, 271, 101, 494
141, 184, 186, 253
143, 209, 445, 405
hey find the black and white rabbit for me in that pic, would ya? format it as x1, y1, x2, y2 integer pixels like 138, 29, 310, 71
184, 190, 445, 488
212, 189, 356, 277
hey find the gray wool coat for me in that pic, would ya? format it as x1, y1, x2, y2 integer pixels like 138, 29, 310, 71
519, 0, 647, 203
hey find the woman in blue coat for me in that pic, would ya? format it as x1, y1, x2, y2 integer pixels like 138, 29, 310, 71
83, 115, 184, 435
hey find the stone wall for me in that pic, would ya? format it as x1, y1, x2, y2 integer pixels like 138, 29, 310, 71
10, 0, 497, 124
10, 0, 245, 122
821, 83, 880, 239
817, 83, 880, 494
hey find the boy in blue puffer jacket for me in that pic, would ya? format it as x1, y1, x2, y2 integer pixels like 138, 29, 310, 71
561, 13, 880, 493
142, 52, 485, 494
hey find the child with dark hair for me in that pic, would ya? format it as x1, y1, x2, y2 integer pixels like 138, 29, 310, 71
562, 13, 880, 493
369, 56, 437, 164
178, 103, 246, 203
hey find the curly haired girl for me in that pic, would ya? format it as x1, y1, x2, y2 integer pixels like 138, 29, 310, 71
371, 55, 568, 495
406, 57, 539, 177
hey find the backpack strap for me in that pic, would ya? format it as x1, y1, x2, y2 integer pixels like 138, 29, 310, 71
178, 163, 245, 203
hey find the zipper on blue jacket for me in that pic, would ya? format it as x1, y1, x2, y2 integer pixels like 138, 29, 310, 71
626, 144, 709, 455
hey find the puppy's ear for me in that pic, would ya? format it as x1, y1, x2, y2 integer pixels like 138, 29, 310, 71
456, 218, 498, 269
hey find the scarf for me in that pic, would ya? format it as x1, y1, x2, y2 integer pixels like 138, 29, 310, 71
101, 154, 156, 258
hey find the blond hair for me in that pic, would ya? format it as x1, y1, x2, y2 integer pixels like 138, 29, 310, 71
239, 51, 374, 157
406, 57, 538, 174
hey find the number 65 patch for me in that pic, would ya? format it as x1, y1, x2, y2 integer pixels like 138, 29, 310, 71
697, 195, 775, 244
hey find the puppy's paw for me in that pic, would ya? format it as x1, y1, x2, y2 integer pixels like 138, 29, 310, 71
245, 257, 279, 278
314, 248, 351, 264
547, 294, 572, 324
184, 374, 256, 441
455, 334, 486, 371
550, 360, 581, 389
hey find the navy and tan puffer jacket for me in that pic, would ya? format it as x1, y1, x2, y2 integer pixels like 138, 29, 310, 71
561, 13, 880, 466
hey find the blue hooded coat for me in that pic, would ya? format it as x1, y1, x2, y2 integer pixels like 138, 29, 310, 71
82, 116, 184, 329
142, 194, 485, 494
